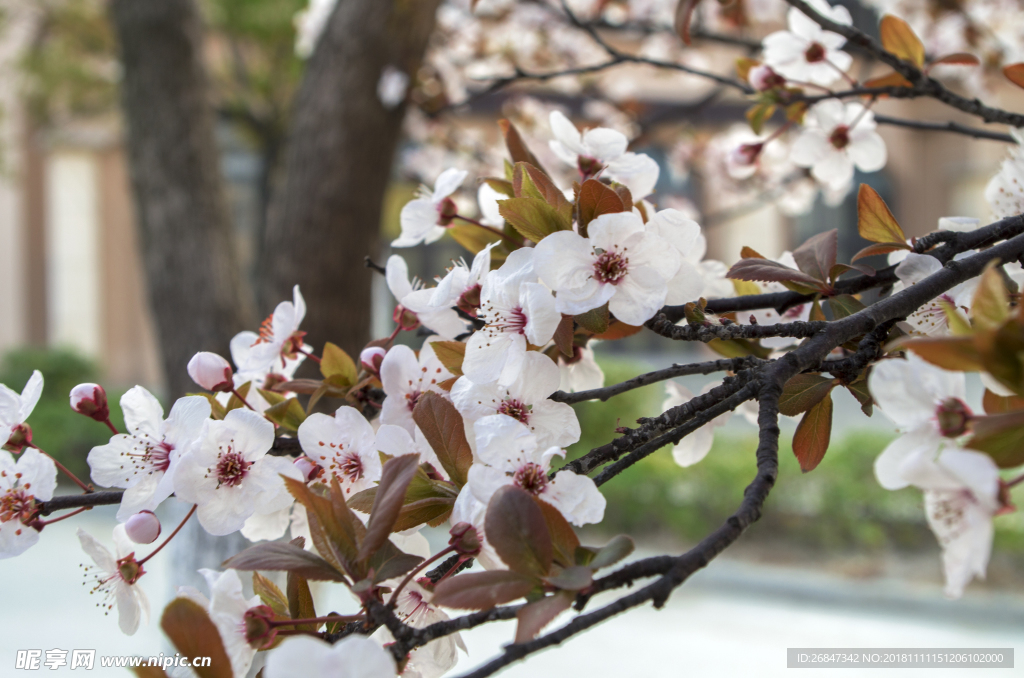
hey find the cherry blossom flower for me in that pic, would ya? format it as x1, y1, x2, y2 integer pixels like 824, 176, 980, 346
124, 511, 161, 544
661, 382, 731, 467
78, 524, 149, 635
985, 129, 1024, 218
174, 409, 303, 535
298, 405, 382, 496
892, 253, 979, 335
0, 448, 56, 558
376, 424, 446, 480
0, 370, 43, 451
176, 568, 260, 677
761, 0, 853, 86
70, 383, 109, 423
642, 208, 709, 305
427, 243, 496, 319
187, 352, 235, 393
557, 345, 604, 393
380, 341, 454, 433
791, 100, 887, 191
534, 211, 680, 326
377, 579, 466, 678
394, 168, 468, 248
548, 111, 660, 199
452, 351, 580, 449
265, 635, 396, 678
449, 490, 502, 570
466, 414, 605, 526
88, 388, 211, 521
463, 248, 561, 385
242, 285, 309, 374
386, 255, 468, 339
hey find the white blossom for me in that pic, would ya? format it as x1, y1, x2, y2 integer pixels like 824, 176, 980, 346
380, 341, 454, 433
534, 211, 680, 326
985, 129, 1024, 218
88, 388, 210, 521
557, 345, 604, 393
78, 524, 149, 635
661, 382, 731, 467
791, 100, 887, 191
176, 569, 260, 677
394, 168, 468, 248
761, 0, 853, 86
386, 256, 469, 339
0, 370, 43, 448
0, 448, 56, 558
298, 405, 382, 496
265, 635, 396, 678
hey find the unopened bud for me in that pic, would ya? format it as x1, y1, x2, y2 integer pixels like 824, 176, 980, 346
187, 352, 234, 392
748, 64, 786, 91
293, 456, 320, 482
116, 554, 145, 585
360, 346, 387, 376
3, 423, 32, 453
577, 155, 603, 178
125, 511, 162, 544
449, 522, 481, 556
393, 305, 420, 332
437, 197, 459, 226
243, 605, 278, 649
70, 383, 110, 422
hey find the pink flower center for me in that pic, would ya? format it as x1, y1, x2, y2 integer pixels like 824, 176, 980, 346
146, 441, 173, 473
492, 307, 528, 335
0, 487, 35, 525
935, 397, 972, 437
594, 250, 629, 284
337, 452, 364, 483
577, 156, 603, 177
804, 42, 826, 63
406, 390, 423, 412
213, 447, 251, 488
457, 284, 482, 317
514, 462, 548, 495
829, 125, 850, 150
497, 398, 531, 424
437, 197, 458, 226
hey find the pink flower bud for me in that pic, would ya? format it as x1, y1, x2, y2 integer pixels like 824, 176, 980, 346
70, 383, 110, 422
393, 305, 420, 332
293, 456, 320, 482
360, 346, 386, 376
748, 64, 785, 91
3, 423, 32, 453
125, 510, 162, 544
187, 352, 234, 392
449, 522, 481, 556
243, 605, 279, 649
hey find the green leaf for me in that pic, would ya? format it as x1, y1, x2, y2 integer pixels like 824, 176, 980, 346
358, 454, 421, 562
483, 178, 515, 197
970, 261, 1010, 331
513, 162, 572, 223
413, 392, 474, 487
844, 377, 873, 417
792, 392, 834, 472
430, 341, 466, 377
827, 294, 866, 320
588, 535, 635, 570
225, 381, 252, 412
223, 542, 347, 582
432, 570, 538, 610
253, 572, 289, 617
544, 565, 593, 592
857, 184, 907, 245
321, 342, 358, 387
779, 374, 836, 417
287, 573, 317, 633
577, 179, 624, 236
160, 598, 234, 678
258, 388, 287, 407
189, 392, 226, 420
514, 591, 573, 643
448, 222, 505, 254
485, 485, 554, 578
791, 230, 837, 284
574, 304, 610, 334
904, 337, 986, 372
746, 101, 776, 135
264, 398, 307, 432
969, 409, 1024, 468
499, 196, 570, 242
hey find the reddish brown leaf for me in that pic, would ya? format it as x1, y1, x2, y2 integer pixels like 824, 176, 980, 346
903, 337, 986, 372
673, 0, 702, 45
499, 196, 570, 242
851, 242, 910, 262
577, 179, 625, 235
574, 304, 610, 334
588, 534, 634, 570
829, 263, 875, 282
970, 261, 1010, 331
593, 319, 644, 341
513, 162, 571, 216
553, 314, 575, 357
432, 570, 538, 610
879, 14, 925, 66
827, 294, 866, 319
862, 71, 913, 89
968, 410, 1024, 468
929, 52, 980, 67
358, 454, 421, 562
612, 184, 634, 209
857, 184, 907, 245
499, 119, 544, 170
779, 375, 836, 417
413, 392, 473, 487
223, 542, 347, 582
160, 598, 234, 678
1003, 63, 1024, 89
534, 497, 580, 568
792, 229, 838, 283
485, 485, 554, 578
287, 573, 318, 633
793, 392, 834, 472
982, 389, 1024, 414
726, 258, 830, 292
515, 592, 573, 643
739, 246, 766, 259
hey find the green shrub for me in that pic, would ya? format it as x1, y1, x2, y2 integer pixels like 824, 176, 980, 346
0, 347, 126, 483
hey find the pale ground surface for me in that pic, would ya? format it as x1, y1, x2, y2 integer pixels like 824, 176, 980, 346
2, 504, 1021, 677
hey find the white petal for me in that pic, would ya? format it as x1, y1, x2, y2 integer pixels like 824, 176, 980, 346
543, 471, 606, 525
847, 131, 888, 173
582, 127, 628, 161
520, 283, 560, 347
396, 200, 441, 248
549, 111, 587, 157
606, 152, 659, 199
432, 168, 468, 202
121, 386, 165, 439
18, 371, 44, 422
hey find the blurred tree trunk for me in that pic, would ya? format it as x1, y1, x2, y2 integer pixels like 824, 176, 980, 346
109, 0, 251, 399
260, 0, 442, 358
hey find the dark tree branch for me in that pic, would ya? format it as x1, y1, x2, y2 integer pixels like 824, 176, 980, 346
550, 356, 767, 404
872, 115, 1015, 143
646, 317, 827, 342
